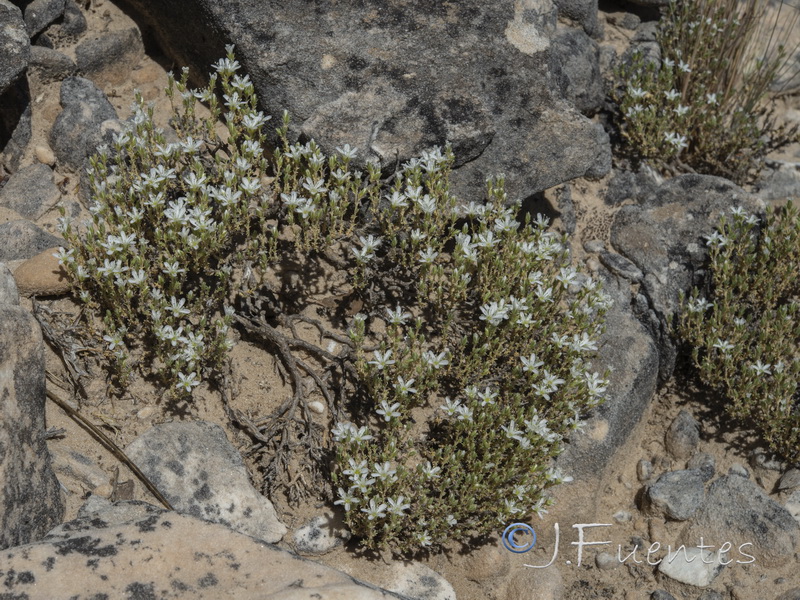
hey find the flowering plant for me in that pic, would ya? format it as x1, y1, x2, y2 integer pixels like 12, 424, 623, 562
57, 48, 611, 552
678, 202, 800, 462
613, 0, 798, 184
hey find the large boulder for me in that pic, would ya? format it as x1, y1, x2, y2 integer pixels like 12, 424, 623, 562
0, 264, 65, 550
0, 0, 30, 94
117, 0, 610, 202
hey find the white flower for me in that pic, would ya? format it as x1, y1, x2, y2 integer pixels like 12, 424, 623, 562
333, 487, 360, 511
664, 89, 680, 102
371, 462, 398, 482
387, 496, 411, 516
712, 338, 735, 354
749, 360, 771, 376
585, 371, 608, 397
336, 143, 358, 159
627, 85, 647, 99
678, 59, 691, 73
687, 297, 713, 313
571, 332, 598, 353
446, 515, 457, 526
420, 461, 441, 479
416, 531, 432, 547
368, 349, 395, 370
128, 269, 147, 285
358, 234, 382, 254
548, 467, 573, 484
162, 261, 186, 277
102, 331, 124, 351
501, 420, 523, 440
521, 353, 544, 373
410, 228, 427, 242
476, 387, 498, 406
706, 93, 718, 105
419, 246, 439, 264
455, 405, 473, 421
423, 350, 449, 369
394, 377, 417, 395
479, 300, 509, 326
673, 104, 689, 116
361, 499, 387, 520
302, 177, 327, 196
440, 397, 461, 417
386, 191, 408, 209
385, 305, 411, 325
705, 231, 729, 247
53, 247, 75, 265
376, 400, 402, 422
343, 459, 369, 479
176, 371, 201, 392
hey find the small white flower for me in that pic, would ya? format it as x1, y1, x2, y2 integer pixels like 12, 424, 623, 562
678, 59, 691, 73
422, 350, 449, 369
627, 85, 647, 99
712, 338, 735, 354
440, 397, 461, 417
749, 360, 771, 376
361, 499, 387, 520
368, 349, 395, 370
387, 496, 411, 516
521, 353, 544, 373
336, 143, 358, 159
385, 305, 411, 325
176, 371, 201, 392
376, 400, 402, 422
394, 376, 417, 395
664, 89, 680, 102
420, 461, 441, 479
706, 93, 718, 105
371, 462, 398, 482
333, 487, 360, 511
162, 261, 186, 277
419, 246, 439, 264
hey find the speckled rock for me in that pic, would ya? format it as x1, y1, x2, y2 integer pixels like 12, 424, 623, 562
0, 505, 408, 599
29, 45, 77, 83
381, 561, 456, 600
657, 547, 725, 588
125, 420, 288, 543
12, 246, 71, 296
0, 0, 30, 94
293, 512, 351, 556
681, 475, 799, 568
664, 409, 700, 460
23, 0, 65, 37
0, 163, 61, 220
75, 27, 144, 85
0, 270, 65, 549
0, 263, 20, 304
644, 469, 705, 521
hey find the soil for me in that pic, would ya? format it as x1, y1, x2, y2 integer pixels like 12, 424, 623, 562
7, 1, 800, 599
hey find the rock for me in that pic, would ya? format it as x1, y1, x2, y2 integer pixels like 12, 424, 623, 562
0, 219, 64, 262
49, 76, 118, 171
50, 447, 110, 491
0, 82, 32, 173
605, 11, 641, 30
558, 281, 659, 496
34, 144, 56, 166
785, 490, 800, 525
292, 513, 350, 556
778, 469, 800, 492
75, 27, 145, 85
0, 0, 30, 94
637, 459, 653, 482
0, 163, 61, 220
23, 0, 66, 37
750, 447, 786, 472
776, 589, 800, 600
756, 163, 800, 202
644, 470, 705, 521
596, 551, 619, 570
651, 592, 676, 600
728, 463, 749, 479
610, 174, 763, 379
125, 420, 288, 543
604, 167, 662, 206
697, 591, 724, 600
664, 409, 700, 460
552, 0, 599, 37
45, 0, 86, 43
381, 562, 455, 600
28, 45, 77, 83
551, 27, 604, 115
0, 263, 20, 304
613, 510, 632, 523
658, 547, 725, 588
599, 250, 643, 281
687, 452, 715, 482
119, 0, 610, 203
681, 475, 800, 568
0, 280, 65, 549
13, 246, 72, 296
0, 506, 405, 599
308, 399, 325, 414
583, 239, 605, 253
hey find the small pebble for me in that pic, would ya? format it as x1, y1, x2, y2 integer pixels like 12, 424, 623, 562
137, 406, 157, 420
595, 551, 619, 571
729, 463, 750, 478
637, 459, 653, 482
308, 400, 325, 414
613, 510, 631, 523
34, 145, 56, 166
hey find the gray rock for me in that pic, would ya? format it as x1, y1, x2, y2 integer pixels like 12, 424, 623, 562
125, 421, 288, 543
0, 82, 32, 173
651, 592, 676, 600
728, 463, 749, 478
604, 167, 662, 206
0, 300, 65, 550
778, 469, 800, 492
755, 164, 800, 202
0, 262, 19, 304
665, 409, 700, 460
687, 452, 715, 482
644, 469, 705, 521
23, 0, 65, 37
750, 447, 786, 472
0, 162, 61, 220
551, 27, 604, 115
610, 174, 763, 379
681, 474, 800, 568
658, 547, 725, 588
552, 0, 599, 37
1, 507, 408, 599
599, 250, 643, 281
28, 45, 77, 83
596, 551, 620, 570
293, 513, 351, 556
119, 0, 610, 202
50, 447, 110, 491
632, 21, 659, 42
0, 219, 63, 261
75, 27, 144, 83
637, 459, 653, 482
776, 588, 800, 600
784, 490, 800, 525
0, 0, 30, 94
49, 76, 118, 171
46, 0, 86, 43
583, 239, 605, 253
697, 591, 724, 600
382, 561, 455, 600
605, 11, 641, 30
